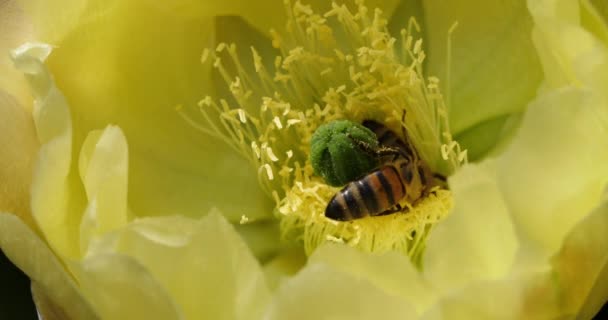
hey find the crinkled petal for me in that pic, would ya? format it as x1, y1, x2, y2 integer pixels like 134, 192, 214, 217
73, 254, 183, 320
424, 161, 519, 293
0, 213, 99, 320
496, 86, 608, 255
11, 42, 84, 258
0, 91, 39, 229
552, 196, 608, 319
265, 262, 418, 320
309, 244, 436, 314
422, 0, 543, 148
85, 212, 271, 320
40, 0, 272, 223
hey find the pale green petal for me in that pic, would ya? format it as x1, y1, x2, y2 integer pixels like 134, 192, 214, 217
421, 271, 560, 320
42, 0, 272, 222
31, 282, 71, 320
78, 126, 129, 233
234, 220, 283, 263
424, 161, 519, 293
73, 254, 182, 320
86, 212, 270, 320
16, 0, 90, 44
449, 113, 518, 161
496, 87, 608, 255
0, 91, 39, 228
266, 263, 418, 320
0, 213, 99, 320
581, 0, 608, 46
77, 125, 130, 255
0, 0, 33, 109
552, 197, 608, 319
530, 0, 608, 93
422, 0, 543, 144
591, 0, 608, 17
12, 42, 84, 258
309, 244, 436, 314
220, 0, 401, 38
263, 248, 307, 291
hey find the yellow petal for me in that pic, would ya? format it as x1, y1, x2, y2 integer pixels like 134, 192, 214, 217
0, 91, 39, 229
77, 125, 130, 255
42, 0, 272, 222
31, 282, 73, 320
309, 244, 436, 314
79, 126, 129, 233
552, 197, 608, 319
213, 0, 401, 38
73, 254, 182, 320
0, 0, 33, 110
422, 270, 560, 320
263, 248, 307, 291
590, 0, 608, 17
12, 42, 83, 258
581, 0, 608, 46
496, 87, 608, 255
266, 263, 417, 320
530, 0, 608, 92
423, 0, 543, 139
424, 161, 518, 293
450, 114, 518, 160
85, 212, 271, 320
0, 213, 98, 320
16, 0, 89, 44
233, 220, 283, 262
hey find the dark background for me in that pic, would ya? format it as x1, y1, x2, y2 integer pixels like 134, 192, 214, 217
0, 249, 36, 320
0, 249, 606, 319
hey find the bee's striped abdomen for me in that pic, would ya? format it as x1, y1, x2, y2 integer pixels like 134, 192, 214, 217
325, 164, 406, 221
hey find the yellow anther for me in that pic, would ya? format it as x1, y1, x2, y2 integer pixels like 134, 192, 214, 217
237, 109, 247, 123
266, 147, 279, 162
182, 0, 464, 260
200, 49, 210, 64
273, 116, 283, 129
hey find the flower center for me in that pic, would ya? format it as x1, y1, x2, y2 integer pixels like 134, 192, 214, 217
179, 0, 466, 264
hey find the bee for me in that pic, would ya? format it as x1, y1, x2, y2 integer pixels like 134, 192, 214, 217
324, 120, 443, 221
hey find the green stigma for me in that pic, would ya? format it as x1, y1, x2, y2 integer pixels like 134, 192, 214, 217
181, 0, 465, 259
310, 120, 379, 186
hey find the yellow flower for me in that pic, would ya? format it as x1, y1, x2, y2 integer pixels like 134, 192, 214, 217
1, 0, 607, 319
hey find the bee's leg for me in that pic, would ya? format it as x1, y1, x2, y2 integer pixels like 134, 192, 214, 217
377, 146, 403, 161
416, 186, 442, 206
398, 110, 419, 161
432, 173, 448, 189
376, 203, 409, 216
346, 133, 401, 158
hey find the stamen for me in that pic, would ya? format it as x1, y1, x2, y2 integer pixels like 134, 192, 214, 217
181, 0, 465, 260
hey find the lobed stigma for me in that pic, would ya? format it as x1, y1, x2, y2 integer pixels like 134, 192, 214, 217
179, 0, 466, 263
